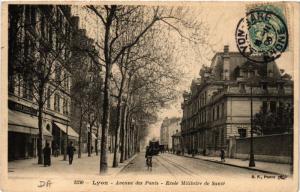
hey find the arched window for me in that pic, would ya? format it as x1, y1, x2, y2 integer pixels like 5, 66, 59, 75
46, 124, 51, 132
234, 66, 241, 78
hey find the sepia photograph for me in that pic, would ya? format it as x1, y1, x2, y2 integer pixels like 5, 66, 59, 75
0, 1, 299, 192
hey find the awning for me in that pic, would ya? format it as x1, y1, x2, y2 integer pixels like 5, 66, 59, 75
54, 122, 79, 138
8, 109, 52, 137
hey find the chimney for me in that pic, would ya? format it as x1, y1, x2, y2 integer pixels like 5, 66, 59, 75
71, 16, 80, 30
223, 45, 230, 80
224, 45, 229, 54
267, 62, 274, 77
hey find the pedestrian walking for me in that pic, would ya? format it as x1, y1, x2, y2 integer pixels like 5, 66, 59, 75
220, 148, 225, 162
67, 142, 76, 165
43, 142, 51, 167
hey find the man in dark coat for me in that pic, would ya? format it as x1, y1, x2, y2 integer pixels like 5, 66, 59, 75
220, 149, 225, 162
67, 141, 76, 165
43, 142, 51, 166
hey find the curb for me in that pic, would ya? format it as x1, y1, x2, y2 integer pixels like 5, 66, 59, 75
183, 155, 288, 176
114, 154, 138, 175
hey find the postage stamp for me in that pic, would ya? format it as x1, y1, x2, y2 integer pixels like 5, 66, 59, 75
235, 8, 288, 63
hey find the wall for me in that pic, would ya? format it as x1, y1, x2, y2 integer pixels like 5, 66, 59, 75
234, 133, 293, 163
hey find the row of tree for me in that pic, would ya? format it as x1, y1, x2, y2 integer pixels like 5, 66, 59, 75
83, 5, 206, 174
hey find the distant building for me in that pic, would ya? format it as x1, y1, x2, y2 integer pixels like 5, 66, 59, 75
160, 117, 181, 150
171, 130, 182, 154
181, 45, 293, 155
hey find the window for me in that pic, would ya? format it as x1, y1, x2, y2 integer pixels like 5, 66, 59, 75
279, 84, 284, 90
63, 98, 69, 115
217, 105, 220, 119
270, 101, 277, 113
235, 66, 241, 77
239, 83, 246, 93
22, 78, 33, 100
66, 99, 69, 115
8, 75, 14, 93
222, 103, 225, 117
238, 128, 247, 138
54, 94, 60, 112
46, 124, 51, 132
249, 70, 255, 78
47, 87, 51, 108
63, 73, 67, 88
55, 66, 61, 82
262, 84, 268, 92
262, 101, 268, 113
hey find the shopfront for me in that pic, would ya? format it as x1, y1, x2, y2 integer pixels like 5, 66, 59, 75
53, 122, 79, 154
8, 109, 52, 161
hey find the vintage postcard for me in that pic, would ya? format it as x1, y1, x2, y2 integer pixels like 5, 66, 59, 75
0, 1, 299, 192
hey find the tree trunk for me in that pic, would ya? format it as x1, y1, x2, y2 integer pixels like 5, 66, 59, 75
124, 110, 130, 160
100, 64, 112, 174
95, 136, 98, 155
88, 125, 92, 157
78, 108, 83, 158
128, 115, 133, 157
99, 5, 116, 175
119, 104, 126, 163
112, 98, 122, 167
37, 95, 44, 164
113, 73, 125, 167
95, 126, 99, 156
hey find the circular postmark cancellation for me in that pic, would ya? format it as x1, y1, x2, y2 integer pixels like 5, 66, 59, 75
235, 10, 288, 63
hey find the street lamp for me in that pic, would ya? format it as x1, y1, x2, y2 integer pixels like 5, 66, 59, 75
249, 81, 255, 167
249, 67, 255, 167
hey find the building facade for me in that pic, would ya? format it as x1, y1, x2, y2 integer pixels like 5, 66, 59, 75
8, 5, 79, 161
181, 45, 293, 156
160, 117, 181, 150
69, 25, 102, 154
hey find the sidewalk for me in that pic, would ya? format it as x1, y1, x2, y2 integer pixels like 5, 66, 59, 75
182, 154, 292, 176
8, 152, 137, 179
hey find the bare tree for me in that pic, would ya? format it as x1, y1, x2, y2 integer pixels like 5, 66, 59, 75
85, 5, 207, 173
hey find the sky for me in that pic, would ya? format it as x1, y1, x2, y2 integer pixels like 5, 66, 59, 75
72, 3, 294, 141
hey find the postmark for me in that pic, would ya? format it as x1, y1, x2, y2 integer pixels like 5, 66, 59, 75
235, 10, 288, 63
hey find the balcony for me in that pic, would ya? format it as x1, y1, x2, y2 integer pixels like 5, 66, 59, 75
210, 85, 293, 103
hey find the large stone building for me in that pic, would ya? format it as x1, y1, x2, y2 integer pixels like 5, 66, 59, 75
160, 117, 181, 150
8, 5, 80, 161
181, 45, 293, 155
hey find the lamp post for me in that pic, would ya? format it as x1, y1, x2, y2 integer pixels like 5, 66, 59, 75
249, 68, 255, 167
249, 83, 255, 167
